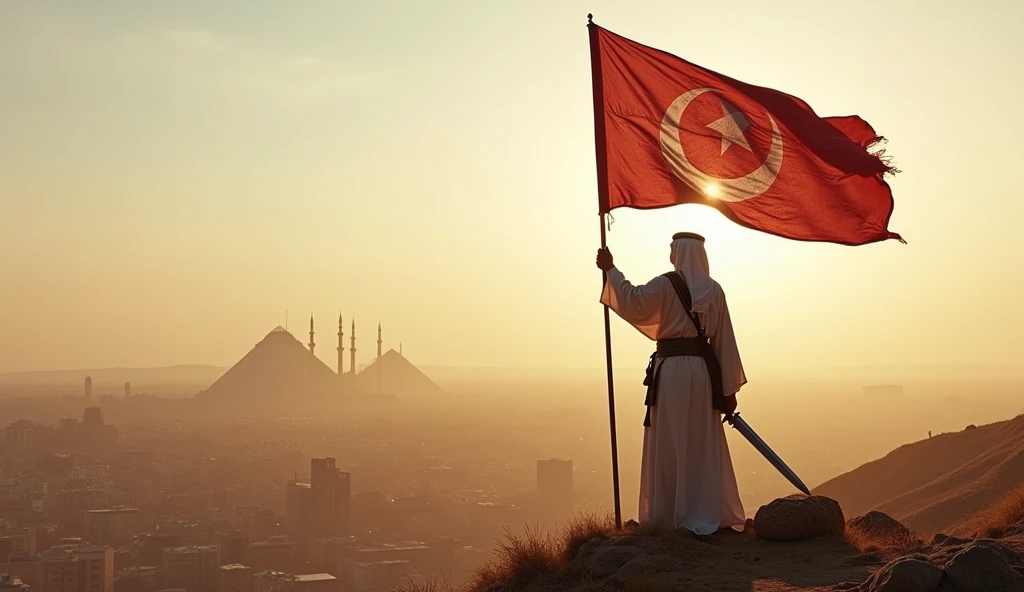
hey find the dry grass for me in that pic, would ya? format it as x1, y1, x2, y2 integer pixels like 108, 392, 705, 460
959, 482, 1024, 538
623, 568, 667, 592
845, 523, 921, 553
400, 512, 621, 592
467, 526, 562, 591
468, 512, 618, 591
399, 513, 693, 592
561, 512, 619, 561
395, 576, 453, 592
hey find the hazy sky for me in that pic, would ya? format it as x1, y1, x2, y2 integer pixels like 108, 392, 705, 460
2, 0, 1023, 374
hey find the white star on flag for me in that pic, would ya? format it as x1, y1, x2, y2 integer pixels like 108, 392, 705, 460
705, 98, 753, 155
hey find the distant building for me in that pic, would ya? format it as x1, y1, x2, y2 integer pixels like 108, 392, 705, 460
71, 464, 110, 490
218, 531, 250, 566
218, 564, 252, 592
290, 573, 337, 592
85, 507, 139, 546
253, 572, 338, 592
248, 537, 295, 572
285, 480, 311, 549
81, 409, 116, 445
308, 537, 355, 576
115, 565, 158, 589
350, 561, 414, 592
310, 459, 350, 538
0, 529, 37, 556
196, 327, 346, 412
862, 385, 903, 397
123, 383, 130, 398
233, 507, 277, 543
0, 544, 114, 592
537, 459, 574, 522
5, 421, 41, 455
51, 489, 105, 518
0, 574, 30, 591
161, 546, 219, 592
84, 377, 92, 400
83, 406, 101, 425
139, 534, 180, 567
354, 349, 443, 399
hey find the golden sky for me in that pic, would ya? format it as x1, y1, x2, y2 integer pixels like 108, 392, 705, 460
1, 0, 1022, 374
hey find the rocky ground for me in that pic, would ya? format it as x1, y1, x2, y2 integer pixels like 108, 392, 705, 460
476, 496, 1024, 592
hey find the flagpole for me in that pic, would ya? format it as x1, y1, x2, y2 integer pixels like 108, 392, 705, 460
589, 13, 622, 530
600, 216, 622, 530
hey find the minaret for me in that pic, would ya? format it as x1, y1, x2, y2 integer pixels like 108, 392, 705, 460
349, 320, 357, 375
337, 313, 345, 375
376, 323, 383, 396
308, 315, 316, 355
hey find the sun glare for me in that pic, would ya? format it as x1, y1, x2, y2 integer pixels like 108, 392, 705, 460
704, 182, 721, 199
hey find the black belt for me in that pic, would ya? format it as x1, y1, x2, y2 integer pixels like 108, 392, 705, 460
642, 336, 719, 427
656, 337, 706, 357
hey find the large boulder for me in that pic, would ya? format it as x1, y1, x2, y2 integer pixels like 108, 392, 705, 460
857, 557, 943, 592
848, 511, 917, 548
847, 512, 913, 540
575, 541, 645, 579
943, 543, 1024, 592
754, 495, 845, 541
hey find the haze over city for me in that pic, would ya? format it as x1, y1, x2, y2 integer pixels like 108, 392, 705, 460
3, 2, 1024, 592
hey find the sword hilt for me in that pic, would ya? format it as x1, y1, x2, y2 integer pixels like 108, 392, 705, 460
723, 411, 738, 425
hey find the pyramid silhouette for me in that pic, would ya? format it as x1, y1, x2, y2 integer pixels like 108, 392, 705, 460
355, 349, 442, 398
197, 326, 344, 409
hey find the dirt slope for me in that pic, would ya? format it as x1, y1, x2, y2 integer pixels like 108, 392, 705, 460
815, 415, 1024, 534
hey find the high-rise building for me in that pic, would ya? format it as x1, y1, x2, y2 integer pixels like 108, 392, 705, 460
161, 546, 220, 592
310, 459, 351, 538
5, 421, 35, 455
84, 377, 92, 400
82, 408, 102, 430
84, 507, 139, 546
286, 479, 312, 548
537, 459, 574, 522
217, 531, 250, 565
123, 383, 130, 398
80, 409, 116, 445
71, 545, 113, 592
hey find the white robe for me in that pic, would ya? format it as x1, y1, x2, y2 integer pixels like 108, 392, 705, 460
601, 267, 747, 534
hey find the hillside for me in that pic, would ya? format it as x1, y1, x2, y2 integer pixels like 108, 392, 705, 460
413, 507, 1024, 592
814, 414, 1024, 534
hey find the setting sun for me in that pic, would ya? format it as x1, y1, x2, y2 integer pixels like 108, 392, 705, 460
704, 182, 722, 198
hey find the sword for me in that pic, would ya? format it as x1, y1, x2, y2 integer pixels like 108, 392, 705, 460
725, 413, 810, 495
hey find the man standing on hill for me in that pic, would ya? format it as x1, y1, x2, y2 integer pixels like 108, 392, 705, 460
596, 232, 747, 535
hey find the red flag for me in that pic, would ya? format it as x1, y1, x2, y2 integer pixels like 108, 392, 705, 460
588, 21, 901, 245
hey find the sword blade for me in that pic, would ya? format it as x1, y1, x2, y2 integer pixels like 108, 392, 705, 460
727, 414, 811, 496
